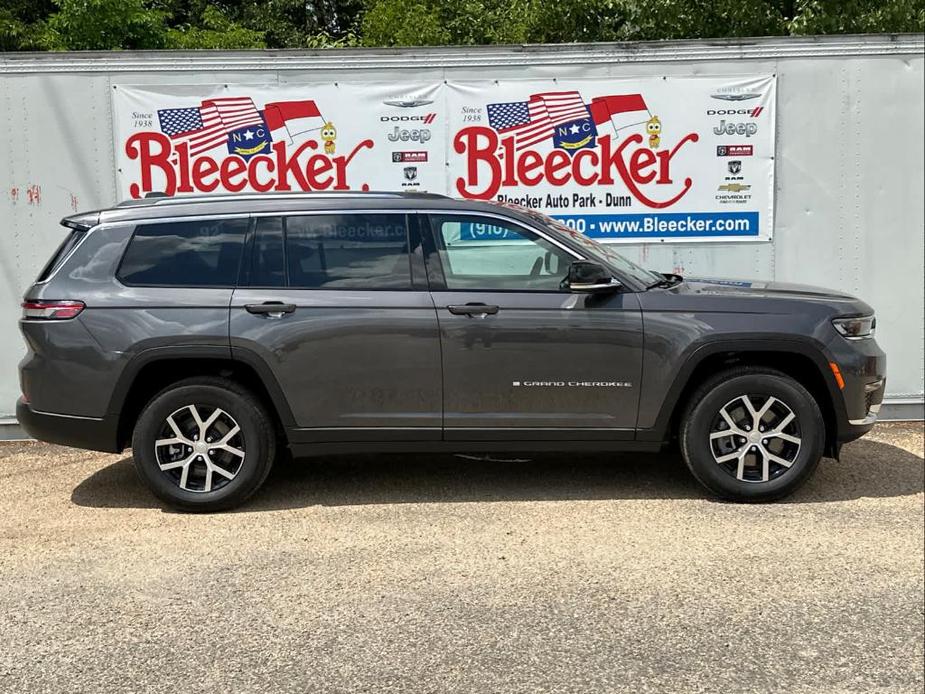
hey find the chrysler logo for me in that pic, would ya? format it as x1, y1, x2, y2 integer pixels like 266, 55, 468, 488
710, 92, 762, 102
383, 99, 434, 108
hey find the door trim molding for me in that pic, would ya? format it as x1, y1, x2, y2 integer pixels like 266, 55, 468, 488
444, 427, 636, 441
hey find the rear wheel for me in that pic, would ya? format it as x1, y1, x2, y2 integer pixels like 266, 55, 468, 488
680, 368, 825, 502
131, 377, 276, 512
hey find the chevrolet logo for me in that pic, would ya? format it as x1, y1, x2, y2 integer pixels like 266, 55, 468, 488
719, 183, 752, 193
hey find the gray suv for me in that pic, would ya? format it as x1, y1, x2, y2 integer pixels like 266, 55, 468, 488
17, 192, 885, 511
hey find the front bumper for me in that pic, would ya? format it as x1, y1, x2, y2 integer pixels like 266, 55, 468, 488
831, 336, 886, 444
16, 398, 121, 453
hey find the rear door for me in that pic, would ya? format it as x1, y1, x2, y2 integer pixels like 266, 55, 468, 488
423, 212, 644, 440
230, 211, 442, 442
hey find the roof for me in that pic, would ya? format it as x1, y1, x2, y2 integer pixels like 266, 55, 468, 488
64, 191, 506, 227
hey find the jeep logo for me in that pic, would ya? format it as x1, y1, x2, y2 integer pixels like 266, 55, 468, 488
713, 120, 758, 138
387, 126, 431, 143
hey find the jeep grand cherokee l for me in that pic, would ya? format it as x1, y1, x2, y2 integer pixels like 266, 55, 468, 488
17, 192, 886, 511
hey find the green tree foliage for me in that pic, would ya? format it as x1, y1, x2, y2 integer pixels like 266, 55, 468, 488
360, 0, 923, 46
43, 0, 170, 50
0, 1, 55, 51
234, 0, 364, 48
788, 0, 925, 34
0, 0, 921, 51
165, 6, 265, 49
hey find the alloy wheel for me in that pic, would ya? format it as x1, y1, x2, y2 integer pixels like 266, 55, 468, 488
154, 404, 245, 493
708, 394, 802, 483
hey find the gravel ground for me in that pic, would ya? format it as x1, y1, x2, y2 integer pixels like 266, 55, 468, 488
0, 422, 922, 694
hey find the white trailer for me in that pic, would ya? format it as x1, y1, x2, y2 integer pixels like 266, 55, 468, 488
1, 34, 922, 437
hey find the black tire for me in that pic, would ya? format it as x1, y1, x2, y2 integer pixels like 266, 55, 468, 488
680, 367, 825, 502
131, 377, 276, 512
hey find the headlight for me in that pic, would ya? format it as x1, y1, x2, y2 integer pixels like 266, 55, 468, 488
832, 315, 876, 339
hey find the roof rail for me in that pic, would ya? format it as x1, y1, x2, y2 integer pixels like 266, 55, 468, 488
114, 190, 451, 208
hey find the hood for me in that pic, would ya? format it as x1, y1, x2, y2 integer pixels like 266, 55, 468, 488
680, 277, 859, 302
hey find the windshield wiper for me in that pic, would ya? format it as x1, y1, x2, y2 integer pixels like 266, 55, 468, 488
646, 272, 684, 290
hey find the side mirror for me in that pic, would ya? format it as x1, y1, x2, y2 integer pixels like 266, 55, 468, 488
564, 261, 621, 293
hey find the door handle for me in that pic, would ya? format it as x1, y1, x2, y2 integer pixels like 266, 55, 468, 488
245, 302, 296, 316
447, 303, 499, 317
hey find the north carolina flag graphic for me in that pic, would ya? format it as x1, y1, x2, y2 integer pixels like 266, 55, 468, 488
486, 91, 652, 151
589, 94, 651, 135
262, 99, 325, 140
155, 96, 328, 157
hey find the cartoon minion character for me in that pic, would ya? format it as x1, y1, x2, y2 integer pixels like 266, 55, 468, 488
320, 122, 337, 155
646, 115, 662, 149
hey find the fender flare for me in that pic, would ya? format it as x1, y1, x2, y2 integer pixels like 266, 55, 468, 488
106, 344, 296, 429
639, 335, 846, 442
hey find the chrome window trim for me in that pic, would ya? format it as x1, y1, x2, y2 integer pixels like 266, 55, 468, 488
417, 210, 585, 261
104, 212, 254, 225
100, 208, 586, 262
115, 192, 446, 208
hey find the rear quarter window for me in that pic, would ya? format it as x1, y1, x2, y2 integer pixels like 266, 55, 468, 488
118, 218, 247, 287
37, 229, 87, 282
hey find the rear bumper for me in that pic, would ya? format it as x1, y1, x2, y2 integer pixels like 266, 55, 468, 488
16, 398, 121, 453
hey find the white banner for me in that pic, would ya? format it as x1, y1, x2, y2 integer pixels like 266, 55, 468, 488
113, 75, 775, 242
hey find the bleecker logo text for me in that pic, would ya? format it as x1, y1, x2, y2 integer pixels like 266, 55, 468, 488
124, 133, 374, 198
453, 127, 698, 207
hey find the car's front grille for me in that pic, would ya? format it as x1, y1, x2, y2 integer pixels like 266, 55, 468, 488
864, 380, 885, 415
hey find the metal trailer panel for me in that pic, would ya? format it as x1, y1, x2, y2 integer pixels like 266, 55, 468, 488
1, 35, 923, 430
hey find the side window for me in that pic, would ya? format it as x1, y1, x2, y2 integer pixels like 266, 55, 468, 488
118, 218, 247, 287
250, 216, 286, 287
430, 215, 574, 291
285, 213, 410, 290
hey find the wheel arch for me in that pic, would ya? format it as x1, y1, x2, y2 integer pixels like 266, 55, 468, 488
645, 339, 845, 458
109, 346, 295, 451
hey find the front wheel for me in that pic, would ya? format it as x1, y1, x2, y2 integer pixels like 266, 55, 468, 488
680, 368, 825, 502
131, 377, 276, 512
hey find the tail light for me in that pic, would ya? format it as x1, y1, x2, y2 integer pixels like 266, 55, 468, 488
21, 300, 85, 320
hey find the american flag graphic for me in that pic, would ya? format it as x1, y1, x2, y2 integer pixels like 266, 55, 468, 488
157, 97, 265, 156
487, 91, 591, 150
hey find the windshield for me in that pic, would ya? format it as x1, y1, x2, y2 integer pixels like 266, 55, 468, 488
506, 206, 662, 286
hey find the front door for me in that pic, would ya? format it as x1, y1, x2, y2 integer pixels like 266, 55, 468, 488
423, 213, 643, 440
230, 211, 442, 442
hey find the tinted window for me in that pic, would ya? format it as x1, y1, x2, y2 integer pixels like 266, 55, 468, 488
250, 217, 286, 287
37, 228, 87, 282
431, 215, 573, 291
119, 219, 247, 287
285, 214, 410, 289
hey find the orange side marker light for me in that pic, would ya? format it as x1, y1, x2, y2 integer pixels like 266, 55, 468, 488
829, 362, 845, 390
